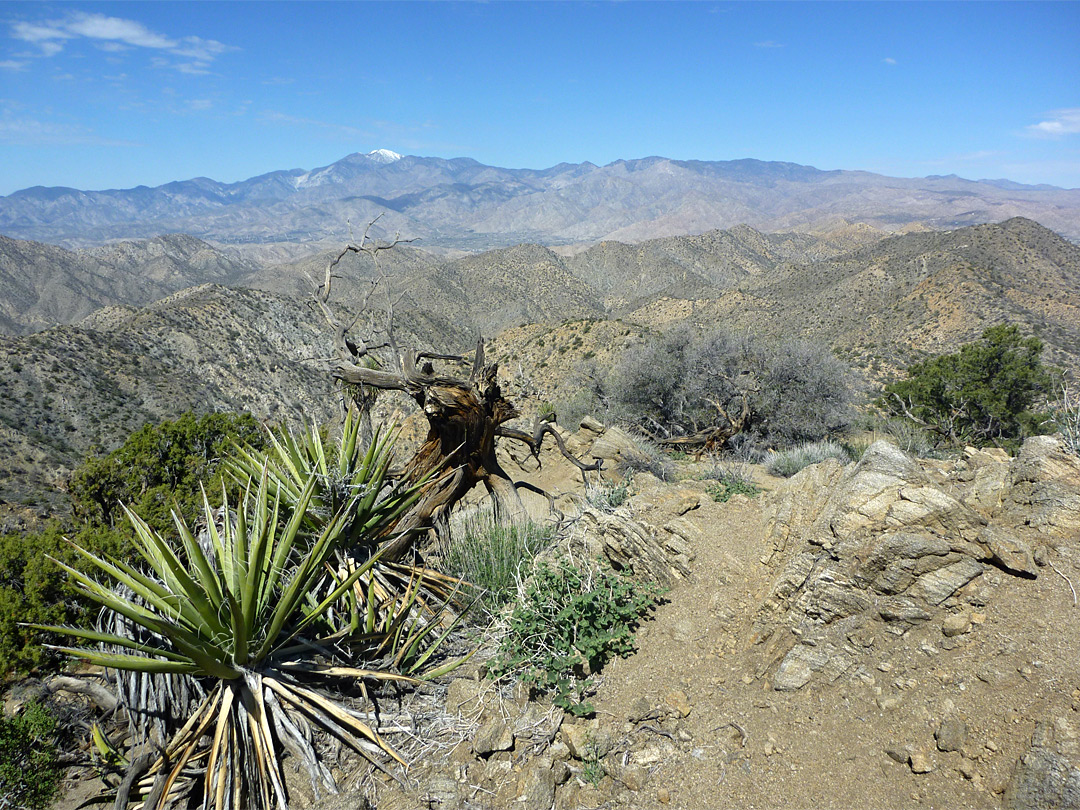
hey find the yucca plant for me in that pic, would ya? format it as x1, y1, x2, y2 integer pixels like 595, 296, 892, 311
36, 428, 464, 810
228, 411, 467, 629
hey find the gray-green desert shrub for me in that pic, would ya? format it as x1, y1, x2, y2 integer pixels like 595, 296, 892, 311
585, 478, 631, 512
441, 517, 553, 617
607, 325, 855, 450
765, 440, 854, 478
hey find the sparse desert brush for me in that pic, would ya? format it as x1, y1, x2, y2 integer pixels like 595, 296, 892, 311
606, 324, 855, 452
765, 440, 854, 478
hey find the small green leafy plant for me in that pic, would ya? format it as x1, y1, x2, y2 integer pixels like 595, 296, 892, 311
0, 701, 61, 810
490, 558, 662, 716
706, 479, 761, 502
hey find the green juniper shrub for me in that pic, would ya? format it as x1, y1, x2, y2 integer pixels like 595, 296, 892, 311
880, 324, 1055, 451
1, 412, 267, 680
0, 701, 61, 810
69, 411, 266, 531
490, 558, 663, 716
0, 522, 125, 677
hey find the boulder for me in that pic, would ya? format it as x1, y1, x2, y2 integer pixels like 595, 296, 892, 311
1005, 723, 1080, 810
754, 440, 1006, 690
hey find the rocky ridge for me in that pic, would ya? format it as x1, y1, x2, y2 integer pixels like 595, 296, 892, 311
276, 426, 1080, 810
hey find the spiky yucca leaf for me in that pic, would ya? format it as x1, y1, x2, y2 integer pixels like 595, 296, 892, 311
35, 428, 464, 810
228, 412, 468, 629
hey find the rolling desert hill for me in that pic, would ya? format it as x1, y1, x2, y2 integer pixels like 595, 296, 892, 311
0, 284, 470, 506
2, 151, 1078, 250
0, 233, 257, 335
1, 216, 1077, 511
633, 217, 1080, 375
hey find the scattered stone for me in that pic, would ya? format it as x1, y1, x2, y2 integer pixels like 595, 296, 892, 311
936, 718, 969, 753
473, 718, 514, 757
959, 760, 979, 780
1004, 746, 1080, 809
615, 764, 650, 792
910, 752, 935, 774
664, 689, 692, 718
657, 787, 672, 804
561, 723, 592, 760
628, 696, 655, 723
887, 746, 912, 764
980, 526, 1038, 577
942, 613, 973, 637
773, 644, 832, 691
518, 758, 558, 810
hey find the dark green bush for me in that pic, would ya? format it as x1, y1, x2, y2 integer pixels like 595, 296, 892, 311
1, 412, 268, 679
881, 325, 1055, 449
0, 701, 61, 809
70, 411, 266, 530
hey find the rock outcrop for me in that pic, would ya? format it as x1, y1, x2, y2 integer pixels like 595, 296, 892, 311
754, 437, 1080, 691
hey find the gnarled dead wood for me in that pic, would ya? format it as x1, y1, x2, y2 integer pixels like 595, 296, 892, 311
314, 224, 598, 559
659, 394, 753, 459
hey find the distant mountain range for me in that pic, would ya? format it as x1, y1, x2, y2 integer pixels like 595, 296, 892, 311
2, 151, 1078, 250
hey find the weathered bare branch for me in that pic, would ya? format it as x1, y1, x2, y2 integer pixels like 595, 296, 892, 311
314, 219, 599, 554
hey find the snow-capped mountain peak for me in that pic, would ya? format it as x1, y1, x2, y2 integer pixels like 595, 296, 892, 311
367, 149, 403, 163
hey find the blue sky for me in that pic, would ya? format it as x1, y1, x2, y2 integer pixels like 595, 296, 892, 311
1, 1, 1078, 195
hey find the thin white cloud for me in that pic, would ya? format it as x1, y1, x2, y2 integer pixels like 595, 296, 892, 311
171, 36, 228, 62
63, 12, 176, 49
38, 41, 65, 58
261, 110, 372, 140
0, 116, 139, 147
883, 57, 897, 65
0, 59, 27, 70
8, 12, 232, 73
10, 21, 72, 45
754, 40, 784, 48
1025, 108, 1080, 138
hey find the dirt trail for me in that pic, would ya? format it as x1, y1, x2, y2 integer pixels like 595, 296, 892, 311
588, 481, 1078, 810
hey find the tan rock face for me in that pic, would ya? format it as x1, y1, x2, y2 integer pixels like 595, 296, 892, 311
755, 437, 1080, 691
